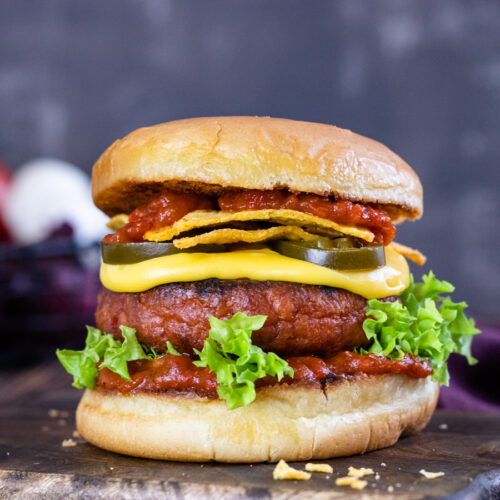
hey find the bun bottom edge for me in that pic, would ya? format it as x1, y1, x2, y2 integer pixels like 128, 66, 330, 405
76, 374, 439, 463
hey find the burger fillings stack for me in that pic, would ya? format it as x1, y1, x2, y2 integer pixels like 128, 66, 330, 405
57, 117, 479, 462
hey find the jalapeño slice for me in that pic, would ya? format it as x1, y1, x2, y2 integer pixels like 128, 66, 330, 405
270, 239, 386, 270
102, 242, 228, 265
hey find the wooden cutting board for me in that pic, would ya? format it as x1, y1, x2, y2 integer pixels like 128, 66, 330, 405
0, 363, 499, 499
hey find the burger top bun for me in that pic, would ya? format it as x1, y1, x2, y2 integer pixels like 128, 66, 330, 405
92, 116, 423, 221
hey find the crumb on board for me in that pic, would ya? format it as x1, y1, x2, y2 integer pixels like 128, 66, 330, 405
348, 466, 374, 478
335, 476, 367, 490
273, 460, 311, 480
72, 430, 80, 439
439, 423, 448, 430
388, 485, 394, 492
381, 462, 386, 467
305, 463, 333, 474
375, 473, 380, 480
41, 426, 50, 432
48, 409, 69, 418
62, 439, 77, 448
420, 469, 445, 479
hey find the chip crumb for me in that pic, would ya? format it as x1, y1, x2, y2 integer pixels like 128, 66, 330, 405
336, 476, 367, 490
305, 463, 333, 474
395, 483, 402, 487
60, 410, 70, 418
72, 430, 80, 438
107, 213, 129, 230
375, 473, 380, 480
420, 469, 445, 479
61, 439, 77, 448
388, 485, 394, 492
109, 467, 114, 470
381, 462, 386, 467
348, 466, 374, 478
273, 459, 311, 480
48, 409, 59, 418
57, 419, 67, 427
439, 423, 448, 430
41, 426, 50, 432
349, 479, 367, 490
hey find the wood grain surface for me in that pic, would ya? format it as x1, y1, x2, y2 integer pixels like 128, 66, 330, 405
0, 363, 499, 499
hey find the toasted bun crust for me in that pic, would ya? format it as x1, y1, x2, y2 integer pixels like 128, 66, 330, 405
92, 117, 422, 221
77, 374, 438, 462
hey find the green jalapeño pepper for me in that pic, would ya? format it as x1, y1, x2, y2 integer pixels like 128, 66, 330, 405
270, 239, 386, 270
102, 242, 228, 265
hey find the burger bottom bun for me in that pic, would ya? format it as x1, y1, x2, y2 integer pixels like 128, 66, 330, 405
76, 374, 438, 463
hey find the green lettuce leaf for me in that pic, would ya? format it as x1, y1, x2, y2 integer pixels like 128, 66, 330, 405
193, 312, 294, 409
358, 271, 480, 385
56, 325, 151, 388
166, 341, 182, 356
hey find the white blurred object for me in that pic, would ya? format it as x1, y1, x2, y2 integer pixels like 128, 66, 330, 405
4, 158, 108, 246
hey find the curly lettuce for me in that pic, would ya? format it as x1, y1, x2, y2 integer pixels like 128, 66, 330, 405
56, 325, 151, 389
358, 271, 480, 385
56, 314, 294, 409
193, 313, 294, 409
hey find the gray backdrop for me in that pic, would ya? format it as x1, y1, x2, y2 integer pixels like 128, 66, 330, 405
1, 0, 500, 321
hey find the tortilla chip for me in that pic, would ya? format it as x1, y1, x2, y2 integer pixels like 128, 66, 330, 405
107, 213, 129, 230
388, 241, 426, 265
145, 209, 374, 243
172, 225, 319, 249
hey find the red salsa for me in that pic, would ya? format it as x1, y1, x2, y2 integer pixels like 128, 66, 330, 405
219, 190, 396, 245
96, 352, 432, 396
103, 191, 215, 243
103, 189, 396, 245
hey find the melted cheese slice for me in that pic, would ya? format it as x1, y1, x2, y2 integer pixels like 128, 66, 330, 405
100, 247, 409, 299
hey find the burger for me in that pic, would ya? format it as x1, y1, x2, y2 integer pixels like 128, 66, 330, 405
57, 116, 479, 462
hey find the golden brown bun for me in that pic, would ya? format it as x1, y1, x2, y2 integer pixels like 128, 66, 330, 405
92, 117, 422, 221
77, 374, 438, 463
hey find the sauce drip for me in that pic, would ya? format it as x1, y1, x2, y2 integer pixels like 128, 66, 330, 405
96, 352, 432, 395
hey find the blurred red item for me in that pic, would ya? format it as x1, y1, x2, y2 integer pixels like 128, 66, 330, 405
0, 161, 12, 242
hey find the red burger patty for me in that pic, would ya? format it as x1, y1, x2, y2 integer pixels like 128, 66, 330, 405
96, 279, 376, 357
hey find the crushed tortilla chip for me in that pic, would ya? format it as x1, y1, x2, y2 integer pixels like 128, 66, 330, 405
305, 463, 333, 474
145, 209, 375, 243
419, 470, 445, 479
172, 225, 319, 249
348, 466, 374, 478
61, 439, 77, 448
335, 477, 367, 490
107, 213, 129, 230
389, 241, 427, 265
273, 459, 311, 480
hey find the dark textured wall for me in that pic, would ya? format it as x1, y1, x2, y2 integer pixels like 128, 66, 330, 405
1, 0, 499, 321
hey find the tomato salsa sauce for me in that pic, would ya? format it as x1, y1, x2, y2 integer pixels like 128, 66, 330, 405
103, 191, 215, 243
103, 189, 396, 245
219, 190, 396, 245
96, 352, 431, 396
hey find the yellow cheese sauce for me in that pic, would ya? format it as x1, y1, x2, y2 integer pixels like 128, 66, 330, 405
100, 247, 409, 299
